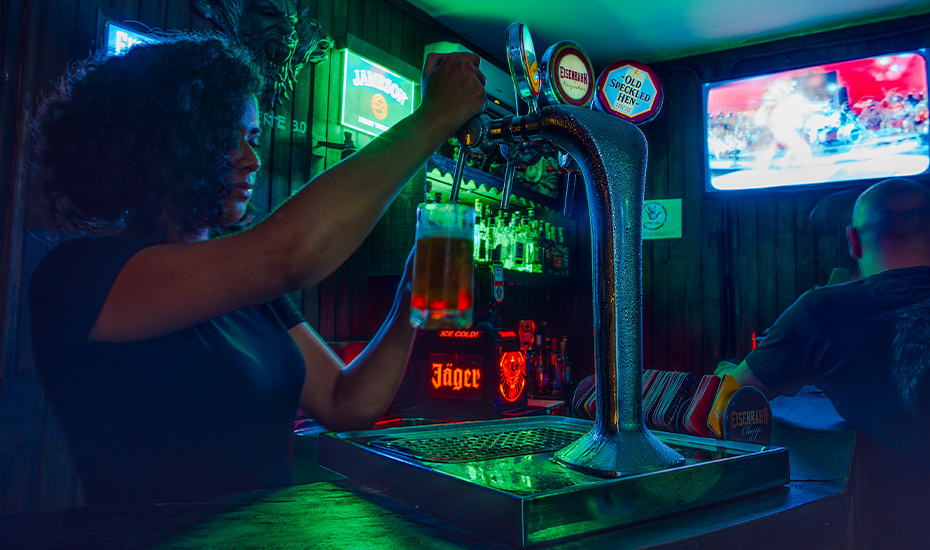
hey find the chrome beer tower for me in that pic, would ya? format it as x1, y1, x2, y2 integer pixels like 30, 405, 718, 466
446, 23, 684, 477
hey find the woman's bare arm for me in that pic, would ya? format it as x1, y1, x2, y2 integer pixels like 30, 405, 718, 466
292, 249, 416, 431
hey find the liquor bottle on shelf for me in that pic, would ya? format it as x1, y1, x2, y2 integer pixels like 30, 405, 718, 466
532, 334, 549, 397
558, 227, 569, 276
492, 216, 505, 267
541, 222, 553, 274
511, 211, 525, 270
560, 337, 572, 390
474, 200, 488, 264
550, 225, 563, 275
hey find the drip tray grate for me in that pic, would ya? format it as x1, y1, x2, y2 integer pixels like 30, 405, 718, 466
371, 426, 583, 463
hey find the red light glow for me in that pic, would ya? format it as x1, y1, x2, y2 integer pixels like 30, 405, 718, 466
431, 362, 481, 391
499, 351, 526, 403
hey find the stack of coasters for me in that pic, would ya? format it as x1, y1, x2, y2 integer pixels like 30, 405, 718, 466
682, 374, 722, 438
571, 375, 596, 419
649, 372, 695, 431
707, 374, 742, 439
642, 369, 660, 398
577, 369, 662, 420
642, 370, 675, 427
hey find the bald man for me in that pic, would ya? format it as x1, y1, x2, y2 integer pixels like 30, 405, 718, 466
717, 178, 930, 547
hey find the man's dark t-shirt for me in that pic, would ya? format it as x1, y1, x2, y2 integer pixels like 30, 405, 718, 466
745, 266, 930, 547
746, 266, 930, 462
29, 237, 306, 505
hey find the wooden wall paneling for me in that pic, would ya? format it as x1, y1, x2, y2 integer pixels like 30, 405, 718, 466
329, 0, 366, 343
644, 108, 670, 370
362, 0, 379, 42
74, 0, 101, 59
756, 199, 778, 332
663, 71, 690, 372
346, 0, 365, 36
700, 198, 724, 369
164, 0, 193, 30
288, 6, 316, 323
138, 0, 167, 29
680, 70, 707, 374
734, 198, 759, 359
0, 0, 19, 233
774, 198, 798, 316
268, 97, 294, 211
814, 195, 840, 286
0, 0, 29, 376
794, 194, 818, 295
375, 1, 392, 52
20, 0, 103, 515
106, 0, 140, 19
332, 0, 348, 41
303, 3, 332, 332
311, 0, 338, 341
401, 10, 418, 68
389, 4, 403, 59
347, 242, 370, 339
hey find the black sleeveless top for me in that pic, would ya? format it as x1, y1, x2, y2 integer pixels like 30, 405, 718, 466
29, 237, 306, 505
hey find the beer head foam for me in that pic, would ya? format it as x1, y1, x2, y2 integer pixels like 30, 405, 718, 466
416, 203, 475, 241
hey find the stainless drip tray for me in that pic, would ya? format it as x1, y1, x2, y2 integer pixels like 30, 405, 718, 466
318, 416, 790, 546
370, 426, 583, 463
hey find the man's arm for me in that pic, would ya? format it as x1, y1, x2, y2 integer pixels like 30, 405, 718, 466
715, 360, 780, 400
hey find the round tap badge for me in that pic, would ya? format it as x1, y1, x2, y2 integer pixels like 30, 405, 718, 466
506, 22, 540, 109
593, 60, 663, 125
540, 41, 594, 108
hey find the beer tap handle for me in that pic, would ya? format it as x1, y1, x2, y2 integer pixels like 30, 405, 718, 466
449, 150, 467, 204
450, 114, 492, 205
501, 160, 516, 211
559, 152, 579, 217
563, 171, 578, 217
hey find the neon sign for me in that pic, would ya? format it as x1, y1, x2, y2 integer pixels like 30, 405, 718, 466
341, 50, 415, 137
498, 351, 526, 403
427, 353, 483, 401
437, 330, 483, 338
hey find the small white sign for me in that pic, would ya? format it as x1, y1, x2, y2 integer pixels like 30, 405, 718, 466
643, 199, 682, 240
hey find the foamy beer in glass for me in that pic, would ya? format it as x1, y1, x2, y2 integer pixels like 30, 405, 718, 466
410, 202, 475, 330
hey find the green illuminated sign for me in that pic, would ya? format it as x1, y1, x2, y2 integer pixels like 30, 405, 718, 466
341, 50, 416, 137
643, 199, 682, 240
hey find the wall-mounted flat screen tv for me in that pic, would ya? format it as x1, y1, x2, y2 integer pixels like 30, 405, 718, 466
704, 50, 929, 193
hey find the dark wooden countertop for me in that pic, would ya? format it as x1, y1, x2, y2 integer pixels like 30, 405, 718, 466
0, 390, 855, 549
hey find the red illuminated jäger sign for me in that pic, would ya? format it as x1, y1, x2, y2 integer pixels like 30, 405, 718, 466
428, 353, 483, 401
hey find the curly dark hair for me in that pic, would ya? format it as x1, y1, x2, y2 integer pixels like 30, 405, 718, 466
31, 30, 264, 242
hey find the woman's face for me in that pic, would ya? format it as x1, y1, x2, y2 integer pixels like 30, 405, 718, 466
221, 97, 261, 226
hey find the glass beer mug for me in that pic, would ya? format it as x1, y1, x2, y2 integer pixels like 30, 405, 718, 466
409, 202, 475, 330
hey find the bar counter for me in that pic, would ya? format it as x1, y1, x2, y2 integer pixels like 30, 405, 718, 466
1, 391, 854, 549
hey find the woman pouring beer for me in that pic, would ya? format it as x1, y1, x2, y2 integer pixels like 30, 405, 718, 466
28, 31, 487, 505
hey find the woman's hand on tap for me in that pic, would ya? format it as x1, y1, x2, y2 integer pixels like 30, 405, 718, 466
419, 52, 488, 138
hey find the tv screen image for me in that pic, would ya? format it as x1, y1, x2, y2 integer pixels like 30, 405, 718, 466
704, 51, 929, 192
